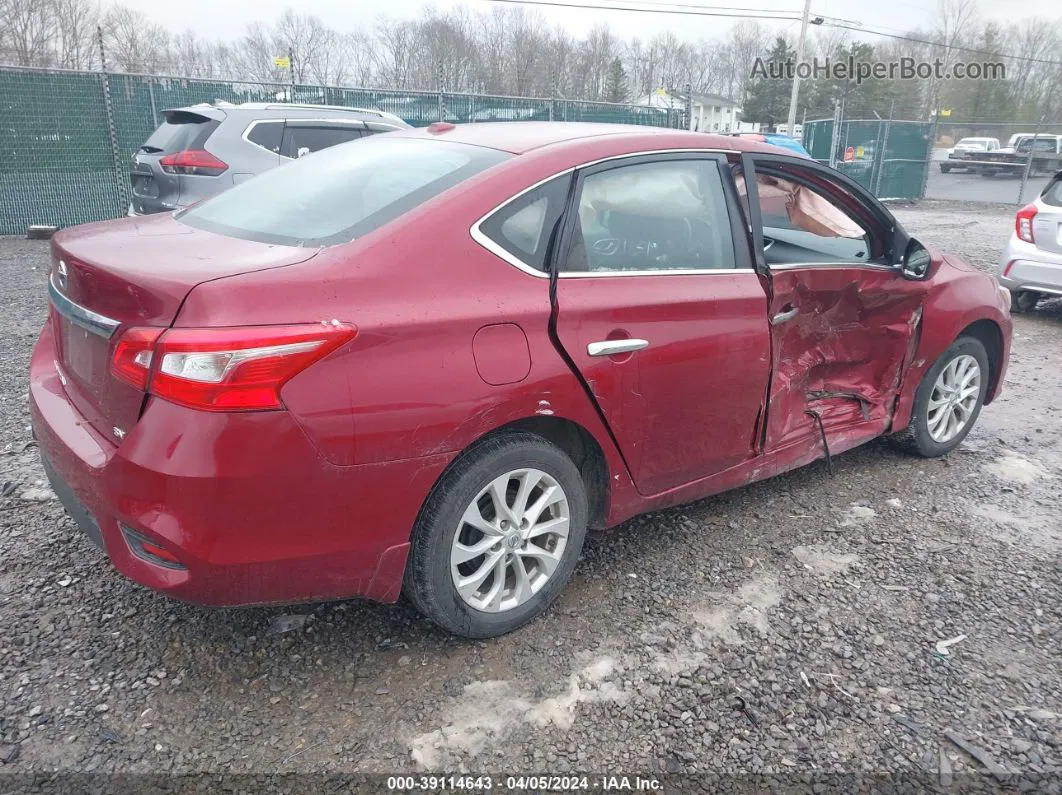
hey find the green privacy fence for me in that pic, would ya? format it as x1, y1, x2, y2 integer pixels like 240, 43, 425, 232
803, 117, 934, 200
0, 66, 681, 235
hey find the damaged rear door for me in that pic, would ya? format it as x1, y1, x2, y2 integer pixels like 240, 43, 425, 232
742, 155, 930, 454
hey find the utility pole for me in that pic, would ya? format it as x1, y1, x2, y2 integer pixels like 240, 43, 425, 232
288, 47, 295, 102
785, 0, 813, 138
1018, 114, 1046, 206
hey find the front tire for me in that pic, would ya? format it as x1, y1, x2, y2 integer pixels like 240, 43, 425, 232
892, 336, 990, 458
403, 433, 588, 638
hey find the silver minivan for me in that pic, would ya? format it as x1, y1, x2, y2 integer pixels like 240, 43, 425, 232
128, 102, 409, 215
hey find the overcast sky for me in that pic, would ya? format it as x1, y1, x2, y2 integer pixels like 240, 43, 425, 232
123, 0, 1061, 46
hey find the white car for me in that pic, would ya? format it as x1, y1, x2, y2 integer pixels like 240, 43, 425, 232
999, 170, 1062, 312
942, 137, 1000, 173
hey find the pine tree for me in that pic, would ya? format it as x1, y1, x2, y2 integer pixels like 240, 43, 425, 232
742, 37, 795, 127
605, 57, 629, 104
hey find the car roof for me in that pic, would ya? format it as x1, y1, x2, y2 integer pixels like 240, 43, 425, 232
388, 121, 786, 157
164, 102, 408, 125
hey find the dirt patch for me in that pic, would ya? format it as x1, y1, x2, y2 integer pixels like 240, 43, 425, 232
792, 544, 860, 576
983, 451, 1050, 485
689, 574, 782, 645
410, 656, 625, 769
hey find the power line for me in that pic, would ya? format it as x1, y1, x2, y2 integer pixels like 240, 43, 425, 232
624, 0, 865, 27
587, 0, 803, 11
821, 21, 1062, 68
485, 0, 805, 22
486, 0, 1062, 69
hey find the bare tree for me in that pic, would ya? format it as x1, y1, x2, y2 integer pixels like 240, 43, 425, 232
0, 0, 57, 66
102, 4, 173, 73
718, 21, 771, 103
52, 0, 100, 69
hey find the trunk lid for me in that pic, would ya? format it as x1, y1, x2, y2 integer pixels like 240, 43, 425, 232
49, 212, 319, 443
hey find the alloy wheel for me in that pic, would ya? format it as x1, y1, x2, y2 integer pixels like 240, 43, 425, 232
450, 468, 570, 613
926, 353, 982, 443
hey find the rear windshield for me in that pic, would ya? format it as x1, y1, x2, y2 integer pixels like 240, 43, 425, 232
1018, 138, 1059, 153
178, 136, 510, 247
1042, 176, 1062, 207
142, 111, 218, 154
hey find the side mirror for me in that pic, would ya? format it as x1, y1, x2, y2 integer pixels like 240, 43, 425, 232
901, 239, 933, 280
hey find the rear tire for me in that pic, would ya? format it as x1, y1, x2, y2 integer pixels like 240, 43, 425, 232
940, 164, 951, 174
403, 433, 588, 638
1010, 290, 1040, 313
891, 336, 989, 458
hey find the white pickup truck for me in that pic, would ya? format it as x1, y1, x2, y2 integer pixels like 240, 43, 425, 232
968, 135, 1062, 177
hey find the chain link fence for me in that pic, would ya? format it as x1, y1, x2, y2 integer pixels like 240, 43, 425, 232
802, 112, 1062, 205
803, 116, 934, 200
0, 65, 682, 235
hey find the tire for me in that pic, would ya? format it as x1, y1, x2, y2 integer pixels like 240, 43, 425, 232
940, 164, 951, 173
1010, 290, 1040, 313
891, 336, 990, 458
403, 432, 588, 638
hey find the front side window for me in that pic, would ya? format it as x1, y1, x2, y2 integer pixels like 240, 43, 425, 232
179, 137, 509, 247
736, 165, 877, 265
561, 159, 737, 273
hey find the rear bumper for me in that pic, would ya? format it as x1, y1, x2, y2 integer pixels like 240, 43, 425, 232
999, 236, 1062, 295
29, 323, 453, 607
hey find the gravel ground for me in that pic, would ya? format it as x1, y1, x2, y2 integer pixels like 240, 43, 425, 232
1, 202, 1060, 789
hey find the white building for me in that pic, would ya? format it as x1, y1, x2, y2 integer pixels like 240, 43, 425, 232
637, 89, 748, 133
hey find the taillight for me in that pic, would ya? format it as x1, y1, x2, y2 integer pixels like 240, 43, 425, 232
1016, 203, 1037, 244
110, 323, 356, 411
158, 149, 228, 176
111, 327, 163, 389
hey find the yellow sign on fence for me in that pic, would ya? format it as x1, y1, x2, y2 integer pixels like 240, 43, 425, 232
273, 56, 290, 69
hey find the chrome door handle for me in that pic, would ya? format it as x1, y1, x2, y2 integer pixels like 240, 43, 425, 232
587, 338, 650, 357
771, 306, 799, 325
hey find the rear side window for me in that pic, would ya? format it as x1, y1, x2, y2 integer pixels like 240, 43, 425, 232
281, 125, 365, 158
245, 120, 283, 153
178, 136, 510, 247
478, 176, 571, 273
141, 111, 218, 154
562, 159, 737, 273
1043, 176, 1062, 207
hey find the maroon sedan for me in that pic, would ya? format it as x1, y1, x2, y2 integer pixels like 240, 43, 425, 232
31, 123, 1011, 638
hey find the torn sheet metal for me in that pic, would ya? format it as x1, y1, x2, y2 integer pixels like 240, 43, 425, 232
765, 268, 928, 452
